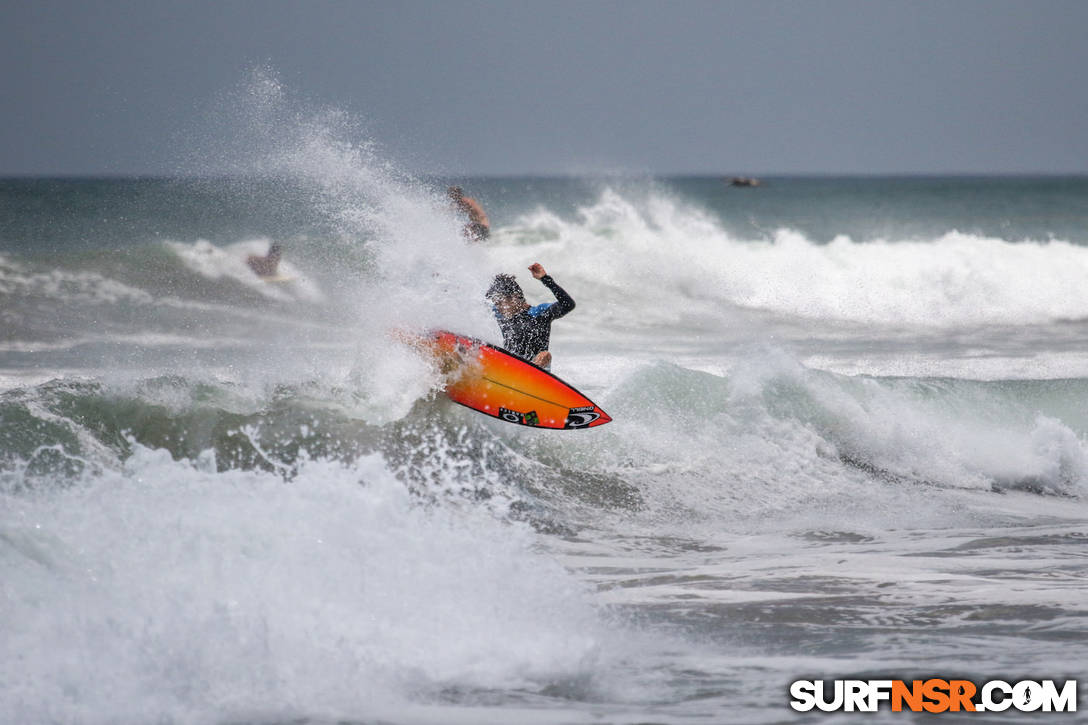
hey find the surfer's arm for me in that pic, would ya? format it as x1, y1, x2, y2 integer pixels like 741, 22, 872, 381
464, 197, 489, 226
539, 275, 575, 319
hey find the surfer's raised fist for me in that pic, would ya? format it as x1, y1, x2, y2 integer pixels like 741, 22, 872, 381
529, 263, 546, 279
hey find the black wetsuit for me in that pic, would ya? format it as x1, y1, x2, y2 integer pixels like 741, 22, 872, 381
494, 275, 575, 362
467, 221, 490, 241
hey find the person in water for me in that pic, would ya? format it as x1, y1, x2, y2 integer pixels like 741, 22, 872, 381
448, 186, 490, 241
486, 263, 575, 369
246, 242, 282, 278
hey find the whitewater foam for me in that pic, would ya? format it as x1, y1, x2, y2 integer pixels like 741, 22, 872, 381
0, 444, 603, 723
498, 189, 1088, 328
0, 253, 155, 306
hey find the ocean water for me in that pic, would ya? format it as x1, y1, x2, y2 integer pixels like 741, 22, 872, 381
3, 82, 1088, 724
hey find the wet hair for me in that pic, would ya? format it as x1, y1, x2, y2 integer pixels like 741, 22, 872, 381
486, 273, 523, 301
447, 186, 464, 200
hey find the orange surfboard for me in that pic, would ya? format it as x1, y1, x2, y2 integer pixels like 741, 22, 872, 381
407, 329, 611, 430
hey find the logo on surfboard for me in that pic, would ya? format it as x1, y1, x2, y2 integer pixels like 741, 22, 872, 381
564, 405, 601, 429
500, 407, 540, 426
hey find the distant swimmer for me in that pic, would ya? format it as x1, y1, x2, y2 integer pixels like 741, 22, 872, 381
486, 263, 575, 369
448, 186, 490, 241
246, 242, 282, 278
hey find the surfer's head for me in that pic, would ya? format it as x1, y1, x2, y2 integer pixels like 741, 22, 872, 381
447, 186, 464, 201
486, 274, 527, 316
487, 274, 523, 301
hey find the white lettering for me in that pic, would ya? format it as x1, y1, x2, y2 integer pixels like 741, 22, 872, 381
845, 680, 869, 711
868, 680, 893, 711
1013, 680, 1043, 712
982, 680, 1012, 712
816, 680, 844, 712
1040, 680, 1077, 712
789, 681, 816, 712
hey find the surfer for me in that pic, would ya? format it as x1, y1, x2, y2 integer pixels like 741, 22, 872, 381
448, 186, 490, 241
486, 263, 575, 369
246, 242, 282, 278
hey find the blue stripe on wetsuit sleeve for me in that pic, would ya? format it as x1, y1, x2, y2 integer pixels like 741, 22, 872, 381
527, 303, 553, 318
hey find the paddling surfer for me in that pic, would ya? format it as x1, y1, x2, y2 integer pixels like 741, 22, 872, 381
486, 263, 575, 369
246, 242, 283, 278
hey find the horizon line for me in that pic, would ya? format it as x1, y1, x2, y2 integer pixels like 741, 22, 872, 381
2, 171, 1087, 181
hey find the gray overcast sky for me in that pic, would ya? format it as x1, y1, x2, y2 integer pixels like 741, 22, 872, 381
2, 0, 1087, 176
